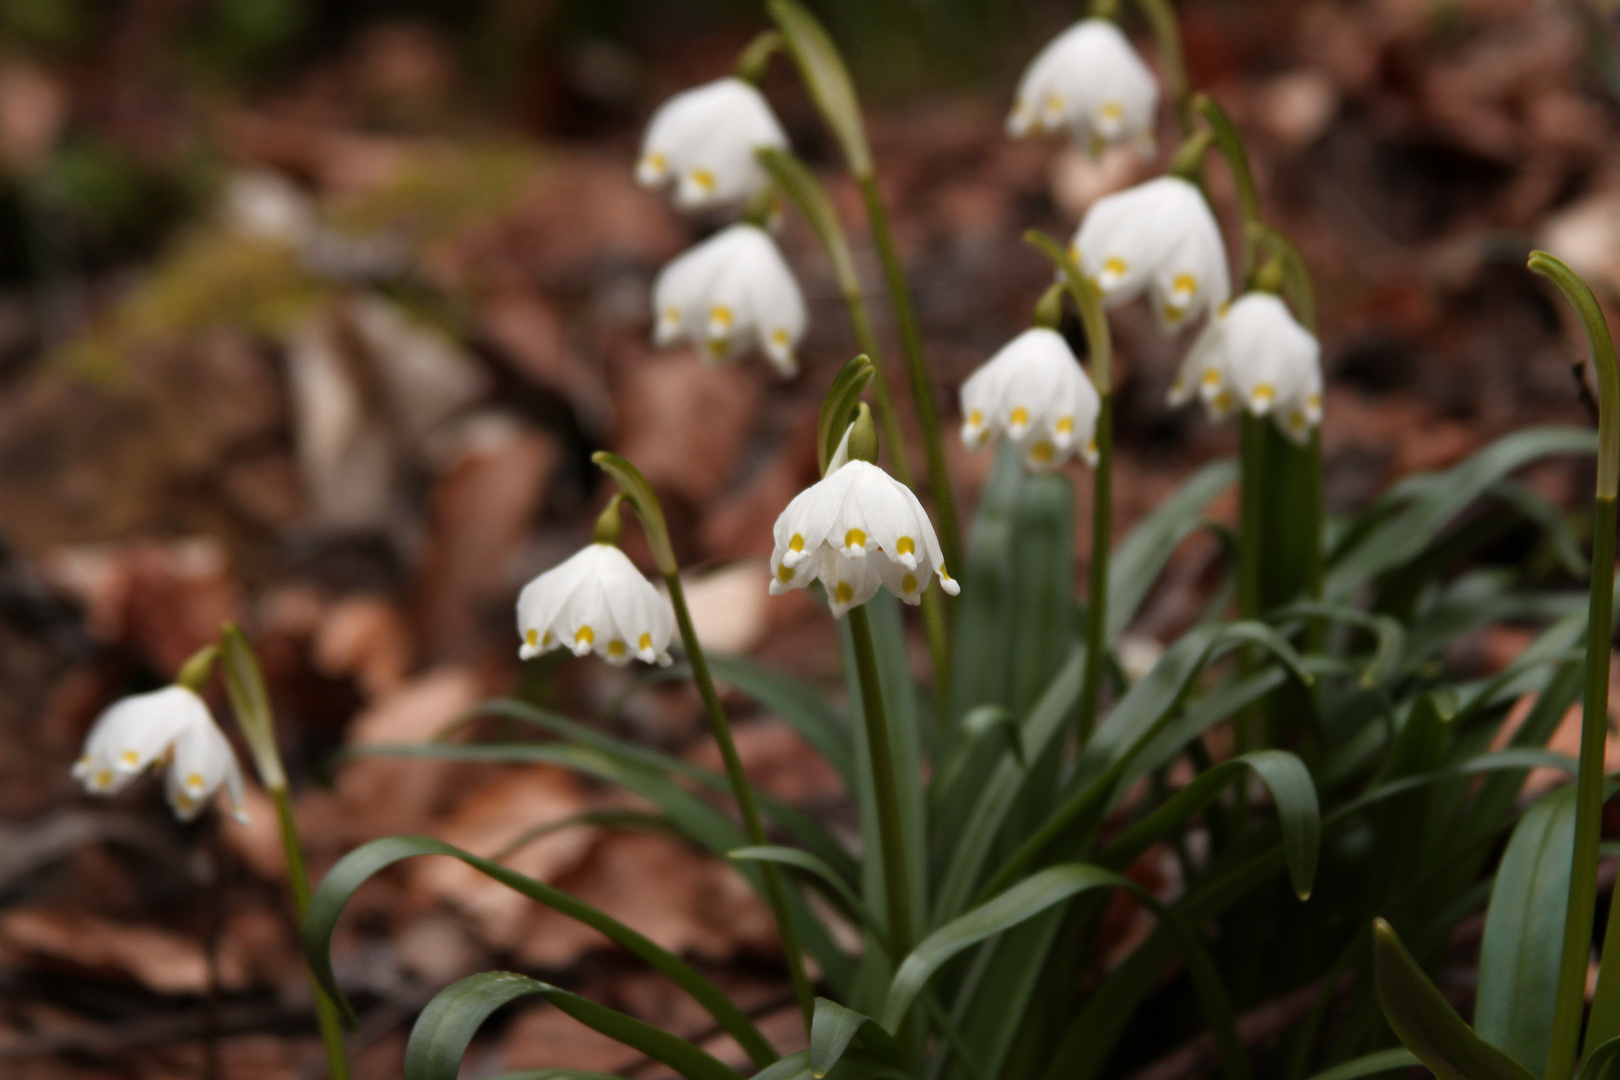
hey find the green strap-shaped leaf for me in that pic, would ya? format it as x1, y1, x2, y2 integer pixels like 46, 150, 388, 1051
810, 998, 905, 1078
756, 148, 860, 288
817, 355, 875, 473
1373, 918, 1539, 1080
1327, 426, 1595, 597
303, 836, 776, 1067
732, 845, 870, 932
1099, 750, 1320, 900
766, 0, 872, 177
1270, 601, 1406, 688
404, 971, 743, 1080
704, 653, 854, 783
1300, 1049, 1420, 1080
1476, 786, 1577, 1070
1109, 459, 1238, 640
883, 864, 1251, 1080
1578, 1037, 1620, 1080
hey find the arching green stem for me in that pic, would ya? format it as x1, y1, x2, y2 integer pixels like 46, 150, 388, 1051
1194, 94, 1263, 282
1133, 0, 1192, 134
756, 148, 954, 709
591, 452, 817, 1032
769, 0, 963, 576
218, 626, 350, 1080
1026, 231, 1113, 742
1529, 252, 1620, 1080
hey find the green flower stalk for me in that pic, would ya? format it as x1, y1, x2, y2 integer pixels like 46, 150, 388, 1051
768, 0, 963, 575
219, 626, 351, 1080
1027, 232, 1114, 742
591, 452, 817, 1030
1527, 251, 1619, 1080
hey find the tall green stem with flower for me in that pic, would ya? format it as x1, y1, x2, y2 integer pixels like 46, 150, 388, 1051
1028, 233, 1114, 743
218, 627, 351, 1080
590, 452, 817, 1030
1528, 252, 1619, 1080
768, 0, 963, 577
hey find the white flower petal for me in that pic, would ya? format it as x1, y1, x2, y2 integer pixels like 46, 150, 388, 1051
638, 78, 788, 213
651, 225, 804, 377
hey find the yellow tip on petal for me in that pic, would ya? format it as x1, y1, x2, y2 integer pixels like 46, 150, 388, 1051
1055, 417, 1074, 434
777, 563, 795, 583
608, 640, 627, 658
639, 632, 653, 651
120, 750, 140, 766
1172, 272, 1197, 298
902, 573, 917, 594
1102, 256, 1127, 281
690, 168, 716, 192
710, 304, 733, 328
1252, 383, 1276, 405
967, 408, 983, 428
844, 528, 867, 550
789, 533, 805, 552
1201, 368, 1222, 387
1009, 406, 1029, 428
1030, 441, 1055, 463
186, 772, 205, 792
896, 537, 915, 556
525, 628, 538, 648
574, 625, 595, 646
1100, 101, 1123, 120
834, 582, 853, 605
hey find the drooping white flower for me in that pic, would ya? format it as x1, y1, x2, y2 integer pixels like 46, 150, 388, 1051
653, 224, 806, 377
1170, 292, 1323, 442
959, 327, 1101, 471
636, 77, 789, 212
1073, 176, 1230, 335
72, 686, 248, 822
517, 544, 675, 666
769, 460, 960, 617
1007, 19, 1159, 157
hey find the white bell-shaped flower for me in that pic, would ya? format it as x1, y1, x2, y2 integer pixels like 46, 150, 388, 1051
1171, 292, 1322, 442
1007, 19, 1159, 158
517, 544, 675, 666
1073, 176, 1230, 335
636, 77, 789, 212
959, 328, 1101, 471
653, 224, 807, 377
72, 686, 248, 822
769, 459, 960, 618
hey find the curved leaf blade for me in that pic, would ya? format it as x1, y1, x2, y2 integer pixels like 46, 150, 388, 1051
810, 998, 903, 1078
304, 836, 776, 1067
1373, 918, 1538, 1080
1301, 1049, 1420, 1080
405, 971, 742, 1080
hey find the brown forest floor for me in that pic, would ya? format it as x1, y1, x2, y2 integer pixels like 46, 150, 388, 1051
1, 0, 1617, 1076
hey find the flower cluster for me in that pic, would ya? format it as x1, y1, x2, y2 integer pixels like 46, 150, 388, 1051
653, 224, 806, 377
1073, 176, 1230, 335
769, 457, 959, 617
637, 77, 806, 377
72, 686, 247, 822
516, 543, 675, 667
1006, 19, 1158, 158
960, 328, 1101, 471
1172, 292, 1322, 441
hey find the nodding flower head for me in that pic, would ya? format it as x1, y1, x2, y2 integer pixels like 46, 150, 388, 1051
636, 77, 789, 213
960, 327, 1101, 472
1073, 176, 1230, 336
1170, 292, 1322, 443
653, 224, 807, 377
72, 686, 248, 823
769, 459, 960, 618
517, 544, 675, 667
1007, 19, 1159, 159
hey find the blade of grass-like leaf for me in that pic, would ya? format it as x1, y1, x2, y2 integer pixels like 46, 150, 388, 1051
1108, 459, 1238, 641
342, 744, 856, 995
1098, 750, 1319, 899
1578, 1037, 1620, 1080
1299, 1049, 1420, 1080
978, 621, 1315, 902
305, 837, 776, 1067
1476, 786, 1577, 1070
932, 645, 1085, 921
1046, 749, 1581, 1080
1326, 427, 1595, 598
1269, 601, 1405, 689
732, 845, 870, 930
1488, 480, 1590, 578
1372, 918, 1538, 1080
490, 809, 676, 863
811, 998, 906, 1078
1009, 472, 1076, 718
883, 864, 1251, 1080
704, 654, 853, 782
451, 703, 857, 884
404, 971, 743, 1080
950, 444, 1022, 723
